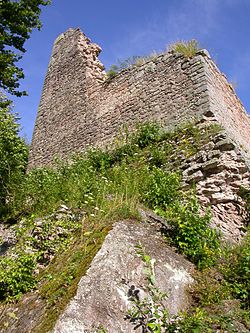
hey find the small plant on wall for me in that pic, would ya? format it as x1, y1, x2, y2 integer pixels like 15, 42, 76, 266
168, 40, 200, 58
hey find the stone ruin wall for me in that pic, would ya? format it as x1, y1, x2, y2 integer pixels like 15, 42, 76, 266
27, 29, 211, 168
86, 52, 208, 149
28, 28, 250, 169
180, 119, 250, 241
204, 57, 250, 163
28, 29, 104, 168
28, 28, 250, 241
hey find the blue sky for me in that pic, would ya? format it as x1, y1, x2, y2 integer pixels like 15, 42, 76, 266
10, 0, 250, 142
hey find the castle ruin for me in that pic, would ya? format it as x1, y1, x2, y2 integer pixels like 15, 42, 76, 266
29, 28, 250, 241
28, 28, 250, 169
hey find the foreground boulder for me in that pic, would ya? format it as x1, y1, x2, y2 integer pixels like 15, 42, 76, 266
52, 218, 194, 333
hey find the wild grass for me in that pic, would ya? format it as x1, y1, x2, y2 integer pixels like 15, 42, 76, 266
168, 39, 200, 58
2, 121, 248, 332
106, 52, 159, 79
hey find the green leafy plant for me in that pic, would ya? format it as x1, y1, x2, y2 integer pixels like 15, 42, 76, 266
142, 167, 180, 209
191, 267, 231, 307
166, 308, 209, 333
2, 120, 245, 332
0, 95, 28, 217
132, 122, 162, 149
188, 230, 250, 332
1, 122, 222, 305
140, 162, 221, 270
219, 231, 250, 308
126, 244, 169, 332
0, 252, 37, 301
105, 64, 120, 79
106, 54, 159, 79
106, 57, 141, 79
162, 197, 221, 269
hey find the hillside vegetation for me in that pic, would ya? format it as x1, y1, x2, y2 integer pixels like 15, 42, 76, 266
0, 122, 249, 332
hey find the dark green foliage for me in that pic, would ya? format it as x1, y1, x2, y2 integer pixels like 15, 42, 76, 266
86, 148, 113, 171
164, 199, 221, 269
0, 252, 37, 301
220, 232, 250, 308
0, 122, 223, 304
143, 167, 180, 209
165, 306, 249, 333
132, 122, 162, 148
192, 268, 232, 307
187, 231, 250, 332
1, 120, 248, 331
141, 163, 220, 269
0, 96, 28, 216
0, 0, 50, 96
0, 212, 83, 302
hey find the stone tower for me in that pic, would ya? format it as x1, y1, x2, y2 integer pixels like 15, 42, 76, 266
28, 28, 105, 168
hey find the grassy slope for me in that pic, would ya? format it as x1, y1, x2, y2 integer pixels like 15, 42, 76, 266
0, 122, 249, 332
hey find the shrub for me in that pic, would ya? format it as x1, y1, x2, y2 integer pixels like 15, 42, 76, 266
220, 231, 250, 308
0, 252, 37, 301
106, 57, 142, 79
132, 122, 162, 148
163, 197, 221, 269
0, 96, 28, 217
106, 55, 158, 79
142, 167, 180, 209
86, 148, 113, 171
140, 159, 221, 269
105, 64, 120, 79
191, 268, 231, 307
239, 187, 250, 225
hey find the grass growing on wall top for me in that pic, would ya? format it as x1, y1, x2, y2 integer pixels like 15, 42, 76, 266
168, 40, 200, 58
106, 39, 200, 80
106, 54, 159, 79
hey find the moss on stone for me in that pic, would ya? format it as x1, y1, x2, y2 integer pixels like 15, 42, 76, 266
33, 226, 111, 333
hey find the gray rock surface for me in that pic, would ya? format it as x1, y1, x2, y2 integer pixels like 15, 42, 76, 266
52, 219, 194, 333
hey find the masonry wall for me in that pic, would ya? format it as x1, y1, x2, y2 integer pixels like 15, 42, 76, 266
28, 29, 211, 169
204, 57, 250, 164
28, 28, 104, 168
86, 52, 213, 150
28, 28, 250, 169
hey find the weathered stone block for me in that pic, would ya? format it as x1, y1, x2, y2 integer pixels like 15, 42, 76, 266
52, 220, 194, 333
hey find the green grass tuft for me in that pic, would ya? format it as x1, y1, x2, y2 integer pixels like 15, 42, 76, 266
168, 40, 200, 58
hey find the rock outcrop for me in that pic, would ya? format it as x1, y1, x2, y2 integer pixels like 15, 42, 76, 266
52, 218, 194, 333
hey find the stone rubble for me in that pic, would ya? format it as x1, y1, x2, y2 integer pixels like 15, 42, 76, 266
181, 128, 250, 241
